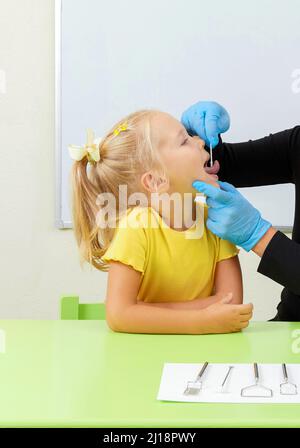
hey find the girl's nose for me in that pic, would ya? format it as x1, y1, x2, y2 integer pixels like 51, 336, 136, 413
192, 135, 205, 149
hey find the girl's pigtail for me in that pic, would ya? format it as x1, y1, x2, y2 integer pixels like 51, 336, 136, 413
70, 158, 108, 271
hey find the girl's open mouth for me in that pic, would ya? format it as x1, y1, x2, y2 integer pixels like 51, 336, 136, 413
204, 159, 220, 177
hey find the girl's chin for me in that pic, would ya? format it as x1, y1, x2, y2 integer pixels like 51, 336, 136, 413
203, 174, 220, 188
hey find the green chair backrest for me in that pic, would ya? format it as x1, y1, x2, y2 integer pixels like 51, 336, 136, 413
60, 296, 106, 320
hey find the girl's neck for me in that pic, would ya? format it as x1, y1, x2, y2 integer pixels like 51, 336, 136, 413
151, 195, 198, 232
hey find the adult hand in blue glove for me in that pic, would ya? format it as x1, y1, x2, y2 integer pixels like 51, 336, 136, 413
181, 101, 230, 148
192, 180, 272, 252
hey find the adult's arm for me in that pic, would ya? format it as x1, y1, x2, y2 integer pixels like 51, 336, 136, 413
213, 125, 300, 295
213, 126, 298, 187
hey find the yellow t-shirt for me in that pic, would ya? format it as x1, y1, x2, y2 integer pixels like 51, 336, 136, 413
101, 205, 239, 303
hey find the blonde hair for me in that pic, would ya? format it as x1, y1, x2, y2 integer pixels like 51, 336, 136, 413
70, 108, 168, 272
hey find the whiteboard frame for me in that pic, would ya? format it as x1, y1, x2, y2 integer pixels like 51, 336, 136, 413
54, 0, 292, 233
55, 0, 72, 229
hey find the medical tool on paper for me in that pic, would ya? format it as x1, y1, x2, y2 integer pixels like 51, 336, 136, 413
217, 365, 234, 393
280, 363, 297, 395
241, 363, 273, 398
183, 362, 209, 395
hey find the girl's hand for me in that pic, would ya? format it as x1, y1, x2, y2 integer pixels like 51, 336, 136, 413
201, 292, 253, 333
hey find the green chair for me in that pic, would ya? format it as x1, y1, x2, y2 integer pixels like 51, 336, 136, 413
60, 296, 106, 320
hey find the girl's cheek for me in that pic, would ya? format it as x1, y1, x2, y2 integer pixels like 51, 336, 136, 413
195, 167, 207, 179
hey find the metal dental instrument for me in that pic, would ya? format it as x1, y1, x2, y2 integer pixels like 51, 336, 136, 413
280, 363, 297, 395
218, 365, 234, 393
183, 362, 209, 395
209, 142, 213, 167
241, 363, 273, 398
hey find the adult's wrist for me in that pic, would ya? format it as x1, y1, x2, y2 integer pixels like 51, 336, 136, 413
241, 217, 272, 252
252, 226, 278, 257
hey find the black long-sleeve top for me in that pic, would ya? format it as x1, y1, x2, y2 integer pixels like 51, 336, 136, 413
211, 125, 300, 320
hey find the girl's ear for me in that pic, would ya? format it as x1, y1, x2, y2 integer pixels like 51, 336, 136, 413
141, 171, 168, 193
156, 176, 169, 191
140, 171, 156, 193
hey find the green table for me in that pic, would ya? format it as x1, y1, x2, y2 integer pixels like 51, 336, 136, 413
0, 320, 300, 427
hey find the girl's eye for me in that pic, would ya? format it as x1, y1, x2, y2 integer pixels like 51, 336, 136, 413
181, 138, 188, 146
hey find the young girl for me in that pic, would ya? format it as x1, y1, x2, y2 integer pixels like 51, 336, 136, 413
69, 109, 253, 335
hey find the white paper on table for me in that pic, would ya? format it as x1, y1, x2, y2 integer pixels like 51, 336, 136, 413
157, 363, 300, 403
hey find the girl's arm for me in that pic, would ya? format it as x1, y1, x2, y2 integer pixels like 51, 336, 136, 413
105, 260, 252, 334
213, 255, 243, 304
105, 261, 205, 334
138, 255, 243, 310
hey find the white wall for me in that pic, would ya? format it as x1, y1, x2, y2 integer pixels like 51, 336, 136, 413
0, 0, 289, 320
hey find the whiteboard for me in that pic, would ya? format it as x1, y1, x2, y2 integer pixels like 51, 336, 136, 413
55, 0, 300, 230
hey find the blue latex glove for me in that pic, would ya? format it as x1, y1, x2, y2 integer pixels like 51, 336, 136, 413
192, 180, 272, 251
181, 101, 230, 148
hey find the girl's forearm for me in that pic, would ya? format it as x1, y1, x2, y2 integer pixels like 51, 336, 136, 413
137, 294, 221, 310
109, 303, 211, 335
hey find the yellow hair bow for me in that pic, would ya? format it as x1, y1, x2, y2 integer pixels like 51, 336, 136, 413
68, 128, 102, 163
113, 121, 128, 136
